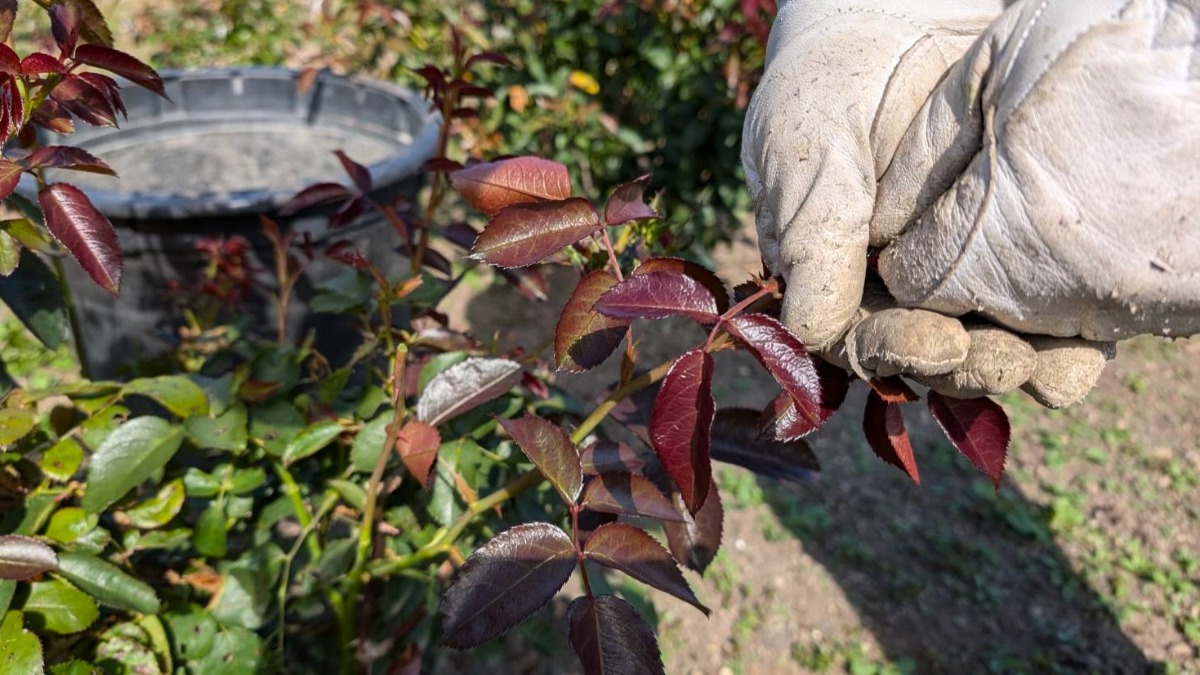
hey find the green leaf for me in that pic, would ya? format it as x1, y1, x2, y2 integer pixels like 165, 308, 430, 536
0, 409, 36, 446
193, 505, 227, 559
124, 529, 191, 555
22, 577, 99, 634
94, 623, 161, 675
350, 414, 392, 473
0, 249, 69, 349
195, 626, 262, 675
0, 231, 19, 277
49, 660, 100, 675
40, 437, 84, 482
44, 508, 97, 544
79, 405, 128, 451
327, 479, 365, 511
4, 493, 58, 536
0, 581, 13, 616
428, 459, 465, 527
123, 480, 185, 530
0, 535, 58, 580
310, 269, 372, 314
226, 467, 265, 496
248, 400, 305, 456
317, 368, 351, 404
418, 351, 470, 392
189, 374, 234, 416
165, 605, 217, 663
281, 420, 343, 465
82, 417, 185, 514
210, 556, 274, 631
184, 402, 248, 453
122, 376, 209, 418
182, 468, 220, 498
0, 611, 43, 674
56, 551, 160, 615
136, 615, 173, 675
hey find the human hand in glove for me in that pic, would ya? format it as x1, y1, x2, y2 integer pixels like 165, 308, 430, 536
742, 0, 1199, 407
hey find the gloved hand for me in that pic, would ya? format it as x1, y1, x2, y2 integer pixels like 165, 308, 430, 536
742, 0, 1199, 406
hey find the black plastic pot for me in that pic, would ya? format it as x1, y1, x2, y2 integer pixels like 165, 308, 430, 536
21, 68, 439, 378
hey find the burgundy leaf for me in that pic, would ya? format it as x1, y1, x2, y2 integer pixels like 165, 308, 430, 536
663, 477, 723, 574
869, 376, 919, 404
0, 159, 22, 201
39, 183, 122, 294
329, 195, 368, 229
422, 157, 464, 173
25, 146, 115, 175
454, 84, 494, 99
651, 349, 714, 514
439, 523, 576, 649
50, 74, 117, 127
568, 595, 664, 675
711, 408, 819, 483
416, 357, 522, 426
725, 314, 823, 427
580, 440, 646, 476
498, 266, 549, 302
335, 150, 372, 192
470, 197, 600, 268
631, 256, 730, 313
757, 359, 849, 441
595, 270, 720, 324
603, 174, 656, 226
732, 279, 782, 317
580, 473, 684, 522
277, 182, 353, 216
465, 51, 516, 69
50, 3, 81, 56
927, 392, 1010, 488
21, 52, 66, 75
555, 270, 630, 373
450, 156, 571, 215
412, 65, 445, 90
73, 45, 165, 98
32, 99, 74, 134
395, 420, 441, 489
0, 43, 17, 75
584, 523, 708, 614
863, 391, 920, 484
497, 415, 583, 504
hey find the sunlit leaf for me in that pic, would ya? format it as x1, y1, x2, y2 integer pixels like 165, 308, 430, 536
663, 476, 723, 574
281, 420, 343, 465
725, 314, 822, 427
869, 376, 919, 404
584, 523, 707, 614
567, 595, 664, 675
123, 479, 185, 530
0, 535, 58, 580
73, 44, 164, 97
82, 417, 185, 514
0, 611, 42, 674
555, 270, 630, 373
580, 473, 682, 522
497, 415, 582, 504
651, 349, 714, 514
450, 156, 571, 215
184, 402, 248, 453
927, 392, 1010, 488
39, 182, 122, 294
439, 523, 576, 648
25, 146, 115, 175
0, 159, 21, 201
595, 271, 720, 323
193, 505, 227, 558
579, 440, 646, 476
123, 375, 209, 418
56, 550, 160, 614
50, 74, 118, 127
21, 52, 66, 75
758, 360, 849, 441
416, 357, 521, 426
23, 577, 99, 634
0, 408, 36, 445
631, 257, 730, 313
470, 198, 600, 268
863, 391, 920, 484
395, 420, 440, 488
710, 408, 819, 483
603, 175, 656, 226
50, 3, 81, 55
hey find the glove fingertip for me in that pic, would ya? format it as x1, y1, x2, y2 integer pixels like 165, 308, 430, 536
1021, 338, 1115, 408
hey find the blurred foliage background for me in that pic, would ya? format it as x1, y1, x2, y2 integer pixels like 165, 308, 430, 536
15, 0, 773, 251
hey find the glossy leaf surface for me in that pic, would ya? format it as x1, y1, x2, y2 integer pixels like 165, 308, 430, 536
82, 417, 185, 514
498, 415, 582, 504
631, 257, 730, 313
584, 523, 707, 614
555, 270, 629, 373
439, 523, 576, 648
451, 156, 571, 215
56, 551, 160, 614
927, 392, 1010, 488
568, 595, 664, 675
758, 360, 849, 441
39, 182, 122, 294
651, 349, 715, 514
595, 271, 720, 323
580, 473, 683, 522
416, 358, 522, 426
603, 174, 656, 226
863, 391, 920, 484
470, 198, 600, 268
726, 314, 822, 426
0, 535, 58, 580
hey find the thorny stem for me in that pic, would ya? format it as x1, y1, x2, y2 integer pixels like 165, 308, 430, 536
338, 346, 407, 672
599, 226, 624, 282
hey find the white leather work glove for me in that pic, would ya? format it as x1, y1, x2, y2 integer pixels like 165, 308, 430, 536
743, 0, 1199, 406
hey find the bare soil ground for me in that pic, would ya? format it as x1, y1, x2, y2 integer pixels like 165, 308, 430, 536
442, 228, 1200, 675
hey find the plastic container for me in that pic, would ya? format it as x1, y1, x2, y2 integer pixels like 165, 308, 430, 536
23, 68, 439, 378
